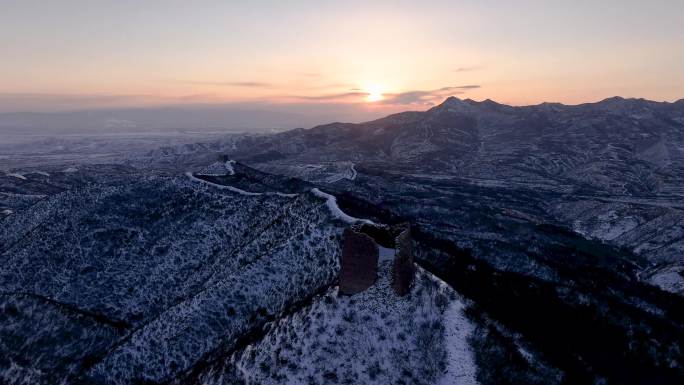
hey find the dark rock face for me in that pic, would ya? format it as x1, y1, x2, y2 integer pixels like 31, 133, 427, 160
339, 228, 379, 295
392, 224, 415, 296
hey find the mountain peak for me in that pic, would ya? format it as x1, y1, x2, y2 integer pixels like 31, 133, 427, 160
599, 96, 626, 103
434, 96, 505, 113
437, 96, 486, 110
441, 96, 466, 106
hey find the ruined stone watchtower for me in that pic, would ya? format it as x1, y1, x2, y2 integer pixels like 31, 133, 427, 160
339, 228, 379, 295
338, 223, 415, 296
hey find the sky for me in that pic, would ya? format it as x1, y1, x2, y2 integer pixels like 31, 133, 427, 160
1, 0, 683, 121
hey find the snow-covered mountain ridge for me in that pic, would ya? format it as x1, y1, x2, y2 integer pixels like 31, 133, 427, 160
0, 163, 485, 385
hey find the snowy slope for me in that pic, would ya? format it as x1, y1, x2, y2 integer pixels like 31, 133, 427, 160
0, 174, 352, 385
197, 160, 237, 176
195, 261, 478, 385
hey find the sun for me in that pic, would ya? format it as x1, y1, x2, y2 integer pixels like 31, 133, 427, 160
365, 85, 384, 102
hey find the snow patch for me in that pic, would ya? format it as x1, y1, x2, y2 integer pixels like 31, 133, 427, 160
311, 188, 374, 225
648, 267, 684, 295
7, 173, 27, 180
348, 162, 357, 180
197, 160, 236, 177
573, 211, 639, 241
440, 299, 479, 385
323, 162, 358, 183
572, 220, 588, 237
225, 160, 236, 175
0, 192, 47, 199
429, 269, 479, 385
516, 345, 535, 364
378, 246, 395, 262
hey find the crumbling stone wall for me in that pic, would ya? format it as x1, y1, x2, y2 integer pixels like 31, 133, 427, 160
339, 228, 379, 295
339, 223, 415, 296
392, 223, 415, 296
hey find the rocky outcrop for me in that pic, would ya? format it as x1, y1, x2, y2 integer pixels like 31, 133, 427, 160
339, 228, 379, 295
392, 223, 415, 296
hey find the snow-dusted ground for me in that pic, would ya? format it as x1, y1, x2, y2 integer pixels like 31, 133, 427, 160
378, 246, 395, 262
253, 161, 359, 184
318, 161, 358, 183
647, 266, 684, 294
197, 160, 236, 176
6, 173, 26, 180
197, 262, 478, 385
348, 162, 357, 180
0, 175, 351, 384
439, 290, 478, 385
225, 159, 236, 175
554, 199, 684, 295
572, 210, 640, 241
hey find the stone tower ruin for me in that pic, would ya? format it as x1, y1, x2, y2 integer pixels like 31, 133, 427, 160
339, 228, 379, 295
338, 223, 415, 296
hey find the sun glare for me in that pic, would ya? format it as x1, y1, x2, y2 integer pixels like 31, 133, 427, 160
365, 85, 384, 102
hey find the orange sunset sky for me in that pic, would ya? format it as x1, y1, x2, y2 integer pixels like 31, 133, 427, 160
1, 0, 683, 119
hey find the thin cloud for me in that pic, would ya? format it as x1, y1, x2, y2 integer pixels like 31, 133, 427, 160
454, 65, 485, 73
279, 85, 481, 105
174, 80, 273, 87
303, 83, 357, 91
285, 91, 368, 102
0, 92, 241, 113
296, 72, 322, 78
224, 81, 272, 87
380, 85, 481, 106
174, 79, 352, 91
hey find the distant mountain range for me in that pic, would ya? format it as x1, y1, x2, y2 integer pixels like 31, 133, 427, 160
229, 96, 684, 196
